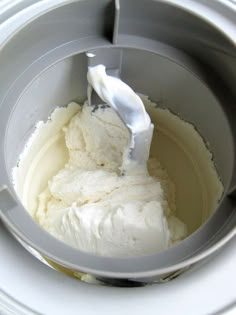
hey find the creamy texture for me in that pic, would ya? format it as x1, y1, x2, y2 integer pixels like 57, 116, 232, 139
13, 97, 224, 257
35, 102, 186, 257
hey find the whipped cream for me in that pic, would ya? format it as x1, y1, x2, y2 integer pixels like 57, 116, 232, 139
35, 102, 186, 257
13, 98, 223, 257
12, 43, 225, 259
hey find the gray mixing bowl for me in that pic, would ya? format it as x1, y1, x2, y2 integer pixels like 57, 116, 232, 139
0, 0, 236, 285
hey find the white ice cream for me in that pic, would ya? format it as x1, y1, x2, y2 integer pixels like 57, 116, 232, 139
35, 102, 186, 257
12, 63, 223, 257
13, 96, 224, 257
